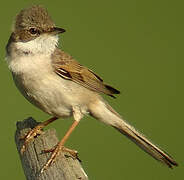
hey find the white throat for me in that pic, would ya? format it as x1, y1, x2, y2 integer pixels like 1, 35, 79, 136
15, 34, 59, 55
6, 34, 59, 74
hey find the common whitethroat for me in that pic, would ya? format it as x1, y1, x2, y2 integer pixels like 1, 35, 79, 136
6, 5, 178, 173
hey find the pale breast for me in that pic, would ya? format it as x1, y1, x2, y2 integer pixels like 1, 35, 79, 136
9, 54, 70, 116
7, 49, 96, 118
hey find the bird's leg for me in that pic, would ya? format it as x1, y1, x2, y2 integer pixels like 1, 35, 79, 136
40, 106, 83, 173
20, 117, 58, 154
41, 120, 80, 173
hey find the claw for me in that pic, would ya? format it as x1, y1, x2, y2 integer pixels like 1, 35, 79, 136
41, 144, 62, 173
63, 147, 79, 160
19, 117, 58, 155
20, 127, 43, 154
40, 145, 79, 173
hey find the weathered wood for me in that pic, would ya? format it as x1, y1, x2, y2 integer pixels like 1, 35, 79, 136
15, 117, 89, 180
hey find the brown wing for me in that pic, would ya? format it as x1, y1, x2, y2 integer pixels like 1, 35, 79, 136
52, 48, 120, 98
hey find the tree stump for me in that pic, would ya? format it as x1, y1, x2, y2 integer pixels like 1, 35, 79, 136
15, 117, 89, 180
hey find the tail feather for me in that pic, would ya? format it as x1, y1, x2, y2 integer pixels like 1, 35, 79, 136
113, 124, 178, 168
89, 99, 178, 168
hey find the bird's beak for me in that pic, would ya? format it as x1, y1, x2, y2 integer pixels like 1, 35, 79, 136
49, 27, 66, 35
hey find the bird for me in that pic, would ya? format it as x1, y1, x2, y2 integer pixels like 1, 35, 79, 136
6, 5, 178, 173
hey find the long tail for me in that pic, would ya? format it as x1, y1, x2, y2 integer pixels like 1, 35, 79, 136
89, 99, 178, 168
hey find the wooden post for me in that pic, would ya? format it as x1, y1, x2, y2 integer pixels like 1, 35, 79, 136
15, 117, 89, 180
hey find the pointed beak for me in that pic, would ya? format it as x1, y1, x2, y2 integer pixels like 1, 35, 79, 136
49, 27, 66, 35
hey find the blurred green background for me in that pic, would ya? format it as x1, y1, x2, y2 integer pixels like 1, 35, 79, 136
0, 0, 183, 179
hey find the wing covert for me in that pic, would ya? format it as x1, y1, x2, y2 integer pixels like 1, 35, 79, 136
52, 48, 120, 97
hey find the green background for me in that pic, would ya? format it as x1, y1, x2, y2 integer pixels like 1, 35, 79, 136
0, 0, 183, 179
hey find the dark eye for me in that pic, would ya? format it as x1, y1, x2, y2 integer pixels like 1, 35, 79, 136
29, 28, 40, 35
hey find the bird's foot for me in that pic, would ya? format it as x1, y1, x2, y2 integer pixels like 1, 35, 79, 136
20, 125, 43, 154
41, 144, 79, 173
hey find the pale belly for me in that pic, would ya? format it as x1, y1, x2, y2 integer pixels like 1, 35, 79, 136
12, 71, 93, 118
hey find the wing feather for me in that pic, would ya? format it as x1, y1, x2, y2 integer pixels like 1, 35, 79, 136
52, 48, 120, 97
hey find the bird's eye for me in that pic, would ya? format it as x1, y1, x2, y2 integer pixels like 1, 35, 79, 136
29, 28, 40, 35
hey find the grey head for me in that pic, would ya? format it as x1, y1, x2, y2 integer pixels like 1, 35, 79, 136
6, 5, 65, 55
10, 5, 65, 42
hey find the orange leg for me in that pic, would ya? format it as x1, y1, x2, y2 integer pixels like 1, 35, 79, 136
41, 120, 79, 173
21, 117, 58, 154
